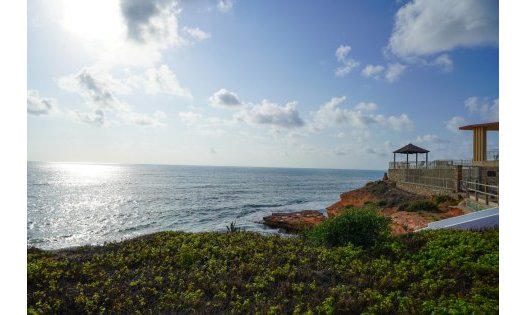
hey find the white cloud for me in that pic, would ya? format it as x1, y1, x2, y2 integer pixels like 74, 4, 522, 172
388, 0, 498, 58
309, 96, 349, 131
446, 116, 467, 133
178, 111, 202, 124
122, 110, 166, 127
127, 65, 192, 98
355, 102, 378, 112
414, 134, 448, 144
209, 88, 242, 108
335, 45, 351, 62
432, 54, 454, 71
236, 100, 305, 129
464, 96, 499, 121
217, 0, 235, 13
120, 0, 183, 46
27, 90, 58, 116
364, 147, 389, 157
76, 109, 105, 126
335, 61, 360, 77
381, 113, 414, 131
183, 27, 210, 41
361, 65, 384, 79
412, 134, 450, 155
59, 68, 166, 127
309, 97, 413, 132
385, 63, 406, 82
334, 45, 360, 77
58, 68, 122, 107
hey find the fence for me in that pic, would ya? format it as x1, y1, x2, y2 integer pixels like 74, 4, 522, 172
389, 160, 472, 169
401, 174, 456, 190
460, 180, 499, 205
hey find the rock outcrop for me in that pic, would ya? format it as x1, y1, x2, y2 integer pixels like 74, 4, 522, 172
326, 180, 419, 218
261, 180, 466, 235
262, 210, 326, 232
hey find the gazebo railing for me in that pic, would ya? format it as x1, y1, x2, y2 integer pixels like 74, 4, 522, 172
389, 160, 472, 169
389, 161, 427, 169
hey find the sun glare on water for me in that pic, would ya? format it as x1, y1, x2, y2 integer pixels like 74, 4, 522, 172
57, 163, 117, 185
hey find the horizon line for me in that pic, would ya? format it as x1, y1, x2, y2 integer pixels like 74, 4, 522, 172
27, 160, 387, 172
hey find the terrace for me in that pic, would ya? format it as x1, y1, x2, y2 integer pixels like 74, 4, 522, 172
387, 122, 498, 201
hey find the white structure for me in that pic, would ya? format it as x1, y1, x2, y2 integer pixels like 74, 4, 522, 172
420, 207, 498, 231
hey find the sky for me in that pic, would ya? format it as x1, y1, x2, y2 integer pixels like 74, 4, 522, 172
27, 0, 499, 170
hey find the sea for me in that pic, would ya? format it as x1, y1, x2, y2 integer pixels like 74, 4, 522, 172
27, 162, 384, 249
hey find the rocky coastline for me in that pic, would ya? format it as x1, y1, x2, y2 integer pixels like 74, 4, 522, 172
262, 179, 466, 235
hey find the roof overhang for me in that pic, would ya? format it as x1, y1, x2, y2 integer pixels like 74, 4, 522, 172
459, 122, 499, 131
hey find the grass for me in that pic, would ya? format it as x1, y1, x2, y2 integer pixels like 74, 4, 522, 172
28, 226, 498, 314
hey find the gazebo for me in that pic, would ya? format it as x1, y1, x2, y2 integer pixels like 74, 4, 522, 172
393, 143, 429, 168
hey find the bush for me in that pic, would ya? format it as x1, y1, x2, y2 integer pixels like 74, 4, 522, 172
27, 228, 499, 314
433, 194, 453, 205
399, 200, 439, 212
306, 205, 391, 248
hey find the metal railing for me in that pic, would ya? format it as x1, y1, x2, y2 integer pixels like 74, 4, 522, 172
460, 180, 499, 206
389, 159, 472, 169
389, 161, 429, 169
401, 174, 455, 189
487, 149, 499, 161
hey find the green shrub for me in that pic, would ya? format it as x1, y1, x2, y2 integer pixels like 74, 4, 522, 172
399, 200, 439, 212
433, 194, 452, 205
306, 205, 391, 248
27, 228, 498, 314
376, 200, 388, 207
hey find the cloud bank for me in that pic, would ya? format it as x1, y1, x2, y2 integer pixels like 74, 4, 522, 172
388, 0, 498, 58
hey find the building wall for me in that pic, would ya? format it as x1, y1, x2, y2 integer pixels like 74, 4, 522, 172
388, 166, 462, 197
395, 182, 458, 197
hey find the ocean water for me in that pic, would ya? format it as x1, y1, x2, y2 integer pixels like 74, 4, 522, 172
27, 162, 384, 249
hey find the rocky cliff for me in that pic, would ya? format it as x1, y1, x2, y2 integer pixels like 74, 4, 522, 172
262, 180, 466, 235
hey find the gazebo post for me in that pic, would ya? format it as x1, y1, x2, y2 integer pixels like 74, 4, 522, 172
426, 152, 428, 166
406, 153, 409, 168
416, 152, 418, 167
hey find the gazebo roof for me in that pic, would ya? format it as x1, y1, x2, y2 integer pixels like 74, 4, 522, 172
393, 143, 429, 154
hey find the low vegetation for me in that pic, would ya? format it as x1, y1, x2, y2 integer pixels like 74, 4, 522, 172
432, 194, 454, 205
305, 205, 391, 247
399, 200, 440, 212
28, 209, 498, 314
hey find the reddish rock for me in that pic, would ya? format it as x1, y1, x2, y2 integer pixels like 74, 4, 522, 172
384, 211, 431, 235
442, 207, 466, 218
263, 210, 326, 232
324, 180, 468, 235
326, 180, 419, 218
261, 181, 467, 236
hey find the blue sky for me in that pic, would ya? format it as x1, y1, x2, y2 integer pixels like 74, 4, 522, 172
27, 0, 499, 170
